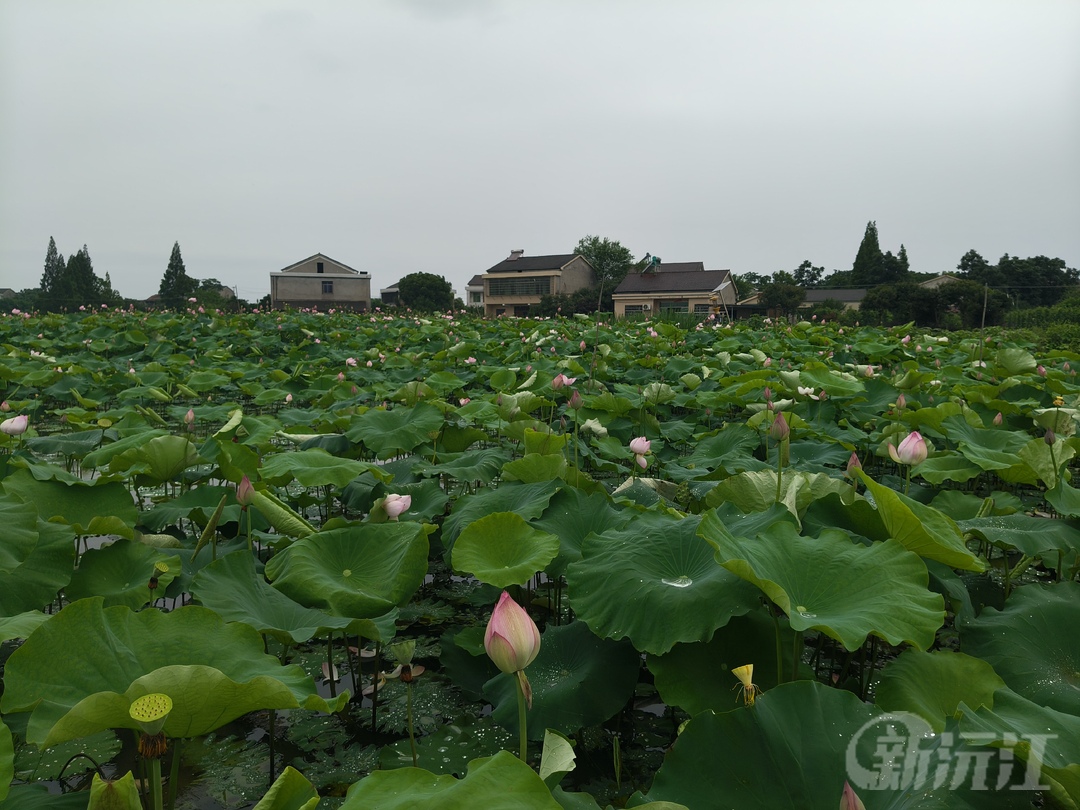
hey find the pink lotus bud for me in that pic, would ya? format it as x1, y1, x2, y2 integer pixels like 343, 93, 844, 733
629, 436, 651, 455
845, 452, 862, 477
896, 394, 906, 411
1045, 429, 1056, 446
763, 357, 772, 367
236, 475, 255, 507
383, 493, 412, 520
1, 414, 29, 436
580, 341, 586, 350
1037, 365, 1047, 377
993, 412, 1003, 426
184, 408, 195, 425
337, 372, 345, 381
763, 387, 772, 401
568, 390, 583, 410
484, 591, 540, 675
465, 357, 477, 364
901, 335, 911, 344
366, 360, 373, 367
864, 365, 873, 378
769, 411, 789, 442
459, 397, 470, 406
285, 393, 293, 403
1065, 363, 1071, 372
551, 374, 566, 390
840, 781, 866, 810
888, 431, 927, 466
0, 401, 9, 412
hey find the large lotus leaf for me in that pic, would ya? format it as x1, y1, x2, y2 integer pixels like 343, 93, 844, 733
378, 717, 513, 775
648, 609, 806, 716
0, 610, 50, 641
699, 512, 944, 651
875, 651, 1006, 733
799, 365, 866, 398
704, 469, 847, 523
442, 480, 561, 547
958, 688, 1080, 807
252, 766, 319, 810
483, 621, 641, 739
24, 430, 105, 459
642, 680, 1035, 809
139, 484, 262, 533
958, 514, 1080, 556
941, 416, 1028, 471
265, 521, 429, 619
452, 512, 559, 588
415, 447, 513, 485
567, 513, 758, 655
1014, 435, 1076, 489
81, 428, 169, 470
915, 452, 984, 485
345, 403, 444, 458
0, 784, 88, 809
369, 480, 450, 522
0, 597, 347, 747
2, 470, 137, 539
65, 539, 181, 608
1045, 479, 1080, 517
0, 516, 76, 616
961, 581, 1080, 715
533, 487, 632, 579
113, 434, 203, 484
0, 491, 38, 573
994, 347, 1037, 376
190, 550, 356, 644
854, 471, 986, 571
0, 718, 10, 802
502, 453, 568, 484
682, 424, 759, 471
338, 750, 561, 810
259, 448, 390, 488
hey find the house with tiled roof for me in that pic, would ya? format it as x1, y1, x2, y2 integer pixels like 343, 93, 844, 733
269, 253, 370, 311
611, 261, 736, 318
465, 275, 484, 309
482, 250, 596, 317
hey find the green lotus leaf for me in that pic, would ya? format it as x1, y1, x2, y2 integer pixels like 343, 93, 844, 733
415, 447, 513, 485
0, 516, 76, 617
958, 514, 1080, 556
648, 610, 806, 716
112, 434, 203, 484
65, 540, 181, 609
378, 717, 513, 776
452, 512, 559, 588
345, 403, 443, 458
854, 470, 986, 571
502, 453, 568, 484
190, 550, 356, 645
0, 610, 50, 642
339, 750, 561, 810
958, 688, 1080, 807
1015, 435, 1075, 488
252, 766, 319, 810
139, 484, 253, 533
0, 784, 88, 809
876, 650, 1006, 733
961, 581, 1080, 715
24, 430, 105, 460
1045, 479, 1080, 517
994, 347, 1037, 376
0, 597, 347, 747
539, 729, 576, 790
81, 429, 170, 470
642, 680, 1035, 809
700, 511, 944, 651
533, 487, 632, 579
568, 513, 758, 654
483, 621, 641, 739
265, 522, 429, 619
442, 480, 561, 548
942, 415, 1028, 472
0, 718, 10, 803
705, 469, 848, 523
259, 448, 389, 488
798, 366, 865, 397
915, 452, 984, 485
250, 488, 316, 540
0, 492, 39, 574
1, 470, 137, 539
370, 480, 450, 523
88, 771, 140, 809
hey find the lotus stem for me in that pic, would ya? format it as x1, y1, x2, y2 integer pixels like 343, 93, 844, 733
168, 738, 182, 810
406, 679, 418, 767
904, 465, 911, 497
516, 673, 528, 761
326, 635, 336, 699
862, 636, 879, 701
774, 441, 783, 504
791, 629, 801, 682
149, 756, 163, 810
773, 610, 784, 684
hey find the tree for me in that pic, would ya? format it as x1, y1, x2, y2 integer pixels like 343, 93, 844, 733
758, 278, 805, 319
792, 260, 824, 288
730, 272, 770, 297
859, 282, 939, 327
158, 242, 198, 308
573, 235, 636, 289
39, 237, 66, 308
397, 272, 454, 312
65, 246, 102, 305
850, 221, 883, 286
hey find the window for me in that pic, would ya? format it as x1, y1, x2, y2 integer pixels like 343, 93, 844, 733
693, 303, 712, 313
322, 280, 333, 294
317, 262, 324, 273
660, 300, 688, 313
487, 277, 551, 297
469, 291, 482, 303
624, 305, 644, 313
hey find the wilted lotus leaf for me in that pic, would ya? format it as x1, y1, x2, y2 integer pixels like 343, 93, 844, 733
0, 597, 347, 748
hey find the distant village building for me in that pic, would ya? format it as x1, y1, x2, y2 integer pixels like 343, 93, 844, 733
611, 261, 736, 318
465, 275, 484, 309
482, 250, 596, 317
269, 253, 370, 310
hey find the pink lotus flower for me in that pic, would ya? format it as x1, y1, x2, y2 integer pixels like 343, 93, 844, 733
901, 335, 911, 344
383, 493, 412, 520
465, 357, 477, 364
629, 437, 651, 455
346, 357, 357, 366
484, 591, 540, 676
993, 412, 1003, 426
1, 414, 29, 436
236, 475, 255, 508
459, 398, 470, 406
840, 781, 866, 810
888, 431, 927, 466
635, 454, 648, 470
551, 373, 577, 390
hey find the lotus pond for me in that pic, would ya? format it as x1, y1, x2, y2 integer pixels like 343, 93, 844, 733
0, 307, 1078, 810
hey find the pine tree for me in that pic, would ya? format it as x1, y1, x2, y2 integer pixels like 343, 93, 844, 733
158, 242, 198, 308
851, 221, 883, 286
65, 246, 101, 306
39, 237, 67, 310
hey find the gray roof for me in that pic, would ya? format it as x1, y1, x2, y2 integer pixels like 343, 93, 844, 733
646, 261, 705, 273
804, 288, 867, 303
613, 269, 732, 295
466, 274, 484, 287
485, 253, 580, 273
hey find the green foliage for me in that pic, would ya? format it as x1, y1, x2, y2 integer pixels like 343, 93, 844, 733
573, 235, 635, 287
859, 281, 940, 326
757, 280, 804, 318
398, 272, 455, 312
157, 241, 198, 308
792, 259, 824, 288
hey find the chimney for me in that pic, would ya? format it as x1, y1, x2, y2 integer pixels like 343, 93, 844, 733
508, 249, 524, 261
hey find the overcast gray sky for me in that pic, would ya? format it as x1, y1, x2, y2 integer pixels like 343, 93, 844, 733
2, 0, 1078, 303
